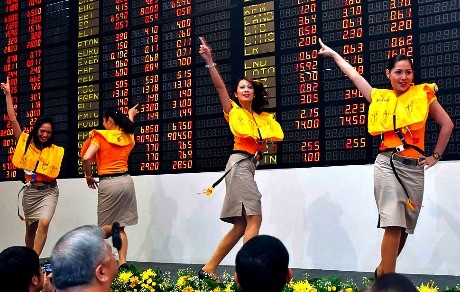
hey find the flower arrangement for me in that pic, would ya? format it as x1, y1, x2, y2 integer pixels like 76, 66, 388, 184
110, 265, 460, 292
111, 264, 174, 292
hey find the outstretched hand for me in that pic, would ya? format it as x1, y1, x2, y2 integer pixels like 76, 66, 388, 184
128, 103, 139, 121
318, 38, 337, 57
0, 76, 11, 95
198, 36, 213, 63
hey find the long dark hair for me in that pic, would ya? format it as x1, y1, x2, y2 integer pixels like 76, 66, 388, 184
104, 108, 135, 134
24, 116, 55, 153
386, 54, 414, 89
231, 77, 269, 114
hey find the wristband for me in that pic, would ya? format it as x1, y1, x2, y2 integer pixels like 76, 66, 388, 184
85, 174, 92, 179
205, 63, 216, 68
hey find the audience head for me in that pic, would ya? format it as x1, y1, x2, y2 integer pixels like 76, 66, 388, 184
0, 246, 44, 292
235, 235, 291, 292
369, 273, 416, 292
51, 225, 117, 291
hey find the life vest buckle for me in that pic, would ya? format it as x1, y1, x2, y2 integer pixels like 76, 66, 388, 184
395, 145, 406, 152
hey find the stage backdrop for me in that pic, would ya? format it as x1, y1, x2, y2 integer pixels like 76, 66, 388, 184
1, 162, 459, 276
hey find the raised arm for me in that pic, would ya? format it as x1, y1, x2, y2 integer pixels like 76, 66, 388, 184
198, 36, 232, 114
1, 77, 22, 139
128, 103, 139, 122
318, 39, 373, 103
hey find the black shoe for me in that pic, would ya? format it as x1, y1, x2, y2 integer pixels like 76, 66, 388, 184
118, 263, 129, 271
198, 269, 218, 281
112, 222, 122, 251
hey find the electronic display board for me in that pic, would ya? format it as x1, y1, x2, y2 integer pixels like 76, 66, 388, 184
0, 0, 459, 180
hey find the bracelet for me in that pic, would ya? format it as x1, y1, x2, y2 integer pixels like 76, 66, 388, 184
84, 174, 92, 179
205, 63, 216, 68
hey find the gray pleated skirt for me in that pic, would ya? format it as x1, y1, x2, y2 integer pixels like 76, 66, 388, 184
23, 185, 59, 224
220, 153, 262, 224
97, 174, 138, 227
374, 153, 424, 234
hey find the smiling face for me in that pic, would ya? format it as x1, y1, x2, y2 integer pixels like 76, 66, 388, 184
36, 123, 53, 144
386, 59, 414, 96
234, 79, 254, 108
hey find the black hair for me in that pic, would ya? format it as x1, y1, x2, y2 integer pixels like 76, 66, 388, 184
387, 54, 413, 72
24, 116, 55, 153
370, 273, 416, 292
0, 246, 41, 292
104, 108, 135, 134
235, 235, 289, 292
231, 77, 269, 114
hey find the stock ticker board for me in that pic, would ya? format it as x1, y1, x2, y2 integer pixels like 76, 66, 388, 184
0, 0, 459, 180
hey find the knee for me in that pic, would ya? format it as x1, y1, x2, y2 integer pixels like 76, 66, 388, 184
39, 219, 51, 230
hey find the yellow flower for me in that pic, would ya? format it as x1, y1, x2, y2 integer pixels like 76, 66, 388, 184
213, 287, 221, 292
118, 271, 133, 283
177, 276, 187, 287
129, 276, 141, 288
224, 284, 233, 292
290, 279, 317, 292
417, 282, 439, 292
141, 268, 156, 280
182, 286, 194, 292
332, 286, 337, 291
346, 288, 353, 292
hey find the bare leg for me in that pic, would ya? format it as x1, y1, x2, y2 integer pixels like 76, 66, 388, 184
25, 221, 38, 249
33, 219, 51, 256
102, 225, 111, 238
242, 212, 262, 244
202, 216, 247, 275
398, 230, 408, 255
376, 226, 405, 276
102, 224, 128, 267
118, 227, 128, 266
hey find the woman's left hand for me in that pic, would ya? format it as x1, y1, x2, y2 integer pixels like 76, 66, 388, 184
418, 155, 439, 169
128, 103, 139, 121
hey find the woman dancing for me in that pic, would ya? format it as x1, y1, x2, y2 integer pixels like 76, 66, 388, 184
197, 37, 284, 280
81, 104, 139, 269
318, 39, 453, 277
2, 76, 64, 256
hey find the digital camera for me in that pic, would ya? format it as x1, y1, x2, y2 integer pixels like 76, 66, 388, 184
42, 261, 52, 275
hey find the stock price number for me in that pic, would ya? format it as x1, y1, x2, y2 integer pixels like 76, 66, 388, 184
301, 140, 320, 162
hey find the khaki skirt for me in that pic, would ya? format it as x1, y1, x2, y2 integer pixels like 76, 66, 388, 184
220, 153, 261, 224
23, 184, 59, 224
374, 153, 424, 234
97, 174, 138, 227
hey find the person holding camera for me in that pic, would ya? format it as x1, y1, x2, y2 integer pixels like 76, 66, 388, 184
51, 225, 118, 292
0, 246, 54, 292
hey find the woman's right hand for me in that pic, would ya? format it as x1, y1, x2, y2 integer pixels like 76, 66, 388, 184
199, 36, 214, 64
318, 38, 337, 58
86, 177, 99, 189
0, 76, 11, 96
